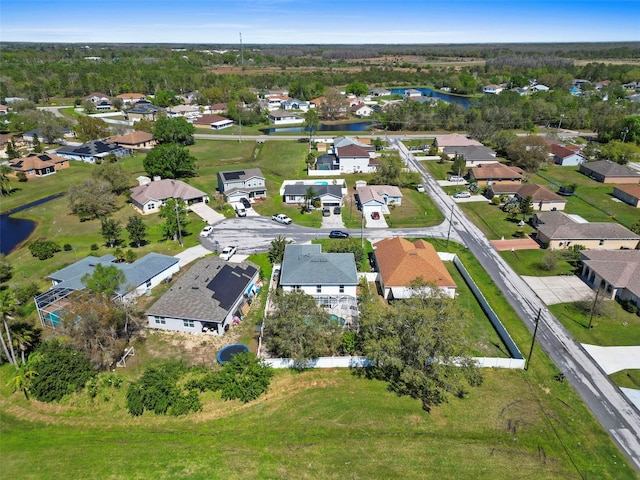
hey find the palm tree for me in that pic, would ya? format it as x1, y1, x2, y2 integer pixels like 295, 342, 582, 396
12, 328, 34, 365
0, 290, 18, 366
304, 187, 317, 213
7, 364, 38, 399
0, 165, 13, 196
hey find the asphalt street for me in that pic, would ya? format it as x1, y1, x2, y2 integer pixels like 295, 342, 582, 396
392, 138, 640, 473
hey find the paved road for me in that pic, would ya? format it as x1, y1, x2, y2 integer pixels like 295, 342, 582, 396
392, 138, 640, 473
37, 105, 72, 118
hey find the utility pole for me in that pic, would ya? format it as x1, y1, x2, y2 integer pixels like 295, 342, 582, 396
525, 308, 542, 370
239, 32, 243, 66
557, 112, 565, 133
446, 203, 454, 248
622, 127, 629, 143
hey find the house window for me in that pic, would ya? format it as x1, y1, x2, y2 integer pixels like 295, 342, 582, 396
293, 285, 301, 291
183, 320, 194, 328
155, 317, 166, 325
339, 285, 345, 293
599, 239, 605, 246
146, 280, 152, 288
316, 285, 322, 293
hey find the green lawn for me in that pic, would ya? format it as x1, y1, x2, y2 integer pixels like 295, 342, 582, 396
459, 201, 536, 240
500, 249, 575, 277
532, 165, 639, 229
610, 370, 640, 389
0, 365, 635, 480
549, 301, 640, 346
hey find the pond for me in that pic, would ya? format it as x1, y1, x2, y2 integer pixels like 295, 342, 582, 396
0, 193, 64, 255
260, 121, 377, 135
388, 88, 473, 109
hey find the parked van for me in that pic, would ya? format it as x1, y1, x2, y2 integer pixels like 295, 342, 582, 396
235, 205, 247, 217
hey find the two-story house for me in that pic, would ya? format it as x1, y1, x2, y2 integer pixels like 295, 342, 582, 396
217, 168, 267, 203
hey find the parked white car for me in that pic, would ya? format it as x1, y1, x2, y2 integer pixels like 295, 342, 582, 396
449, 176, 465, 183
200, 225, 214, 237
416, 184, 425, 192
219, 246, 237, 261
453, 191, 471, 198
272, 214, 292, 225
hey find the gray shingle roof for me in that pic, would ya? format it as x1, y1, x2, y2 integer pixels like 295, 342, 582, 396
535, 211, 640, 241
48, 253, 178, 295
581, 250, 640, 296
280, 244, 358, 286
147, 257, 258, 322
283, 184, 342, 197
130, 179, 207, 205
581, 160, 640, 179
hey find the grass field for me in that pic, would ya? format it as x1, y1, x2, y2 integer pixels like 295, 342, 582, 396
1, 364, 636, 480
459, 201, 537, 240
500, 249, 575, 277
611, 370, 640, 389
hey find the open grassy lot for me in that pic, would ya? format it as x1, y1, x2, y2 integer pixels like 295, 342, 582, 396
1, 364, 635, 480
422, 158, 454, 180
549, 301, 640, 347
532, 165, 639, 229
500, 249, 575, 277
459, 201, 537, 240
610, 370, 640, 389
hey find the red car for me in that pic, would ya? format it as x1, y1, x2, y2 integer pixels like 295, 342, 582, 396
371, 211, 380, 220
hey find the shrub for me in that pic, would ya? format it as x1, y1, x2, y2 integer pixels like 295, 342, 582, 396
490, 197, 501, 205
29, 340, 96, 402
13, 282, 40, 305
28, 239, 61, 260
90, 243, 99, 251
619, 299, 638, 315
217, 352, 273, 403
17, 172, 28, 182
63, 243, 73, 251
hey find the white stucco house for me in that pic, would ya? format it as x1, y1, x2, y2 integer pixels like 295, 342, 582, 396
268, 110, 303, 125
356, 185, 403, 216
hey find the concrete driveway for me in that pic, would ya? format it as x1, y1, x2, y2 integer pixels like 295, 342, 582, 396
582, 345, 640, 375
321, 210, 345, 229
189, 203, 226, 224
522, 275, 594, 305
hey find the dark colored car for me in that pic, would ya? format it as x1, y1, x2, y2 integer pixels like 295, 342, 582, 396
333, 206, 341, 215
240, 197, 251, 209
322, 208, 331, 217
329, 230, 350, 239
371, 211, 380, 220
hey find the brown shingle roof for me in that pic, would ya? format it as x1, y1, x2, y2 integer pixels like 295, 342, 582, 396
130, 179, 206, 205
550, 143, 580, 159
108, 131, 153, 146
375, 238, 455, 289
470, 163, 523, 181
336, 144, 371, 158
614, 184, 640, 199
9, 153, 67, 172
193, 115, 231, 125
515, 184, 567, 204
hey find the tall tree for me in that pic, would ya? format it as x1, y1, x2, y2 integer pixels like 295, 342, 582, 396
143, 143, 197, 179
506, 136, 549, 171
345, 81, 368, 97
126, 215, 148, 247
0, 254, 13, 285
303, 109, 320, 148
264, 291, 342, 367
451, 154, 466, 178
0, 165, 13, 196
5, 140, 20, 160
82, 263, 125, 297
75, 116, 111, 142
0, 290, 18, 367
159, 198, 189, 243
101, 217, 122, 248
268, 235, 291, 264
93, 162, 131, 194
68, 178, 118, 220
359, 288, 483, 412
31, 133, 43, 153
153, 117, 195, 145
518, 195, 534, 221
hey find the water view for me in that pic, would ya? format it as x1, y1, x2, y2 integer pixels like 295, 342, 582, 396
261, 121, 377, 135
388, 88, 473, 109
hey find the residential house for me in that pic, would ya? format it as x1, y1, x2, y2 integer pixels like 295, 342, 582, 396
9, 153, 69, 177
433, 133, 483, 152
533, 211, 640, 250
56, 140, 130, 163
580, 160, 640, 184
210, 103, 227, 114
581, 250, 640, 308
36, 253, 180, 328
403, 89, 422, 98
613, 184, 640, 208
469, 163, 524, 186
279, 244, 358, 323
281, 98, 311, 112
217, 168, 267, 203
315, 153, 339, 171
351, 104, 374, 117
193, 114, 234, 130
483, 84, 503, 94
268, 109, 303, 125
83, 92, 110, 104
550, 144, 586, 166
513, 184, 567, 211
531, 84, 550, 92
0, 105, 9, 115
94, 100, 113, 112
373, 237, 457, 300
130, 178, 209, 214
443, 145, 497, 167
166, 104, 201, 120
264, 96, 290, 111
282, 183, 343, 208
334, 144, 378, 173
126, 101, 164, 122
22, 127, 73, 144
356, 185, 403, 216
117, 93, 147, 105
108, 131, 155, 150
369, 88, 391, 97
146, 256, 259, 335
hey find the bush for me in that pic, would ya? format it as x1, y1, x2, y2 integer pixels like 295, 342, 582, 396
619, 299, 639, 315
217, 352, 273, 403
28, 239, 61, 260
29, 340, 96, 402
17, 172, 28, 182
490, 197, 501, 205
13, 282, 40, 305
90, 243, 99, 251
63, 243, 73, 251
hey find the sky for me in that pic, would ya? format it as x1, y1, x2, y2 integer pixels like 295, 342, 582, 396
1, 0, 638, 44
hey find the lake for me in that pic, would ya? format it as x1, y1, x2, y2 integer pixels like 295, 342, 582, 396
388, 88, 473, 109
261, 121, 377, 135
0, 193, 64, 255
